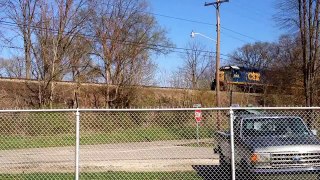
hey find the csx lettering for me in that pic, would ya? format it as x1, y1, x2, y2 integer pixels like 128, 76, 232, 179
248, 72, 260, 81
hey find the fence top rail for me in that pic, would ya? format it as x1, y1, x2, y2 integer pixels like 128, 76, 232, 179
0, 109, 77, 113
79, 107, 320, 112
0, 107, 320, 113
78, 107, 320, 112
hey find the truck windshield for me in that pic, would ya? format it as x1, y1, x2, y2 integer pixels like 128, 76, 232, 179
242, 117, 311, 137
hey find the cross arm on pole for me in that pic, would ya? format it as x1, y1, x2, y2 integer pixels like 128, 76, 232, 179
205, 0, 229, 7
204, 2, 216, 6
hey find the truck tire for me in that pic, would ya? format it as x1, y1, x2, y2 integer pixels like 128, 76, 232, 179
216, 146, 230, 167
219, 153, 230, 167
238, 159, 255, 179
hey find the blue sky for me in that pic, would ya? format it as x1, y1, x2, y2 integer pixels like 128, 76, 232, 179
149, 0, 285, 85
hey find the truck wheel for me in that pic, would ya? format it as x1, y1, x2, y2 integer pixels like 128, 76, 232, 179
219, 153, 230, 167
238, 160, 255, 179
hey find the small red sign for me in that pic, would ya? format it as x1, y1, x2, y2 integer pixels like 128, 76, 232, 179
195, 110, 202, 122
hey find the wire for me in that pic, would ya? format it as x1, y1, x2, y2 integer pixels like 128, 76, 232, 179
168, 49, 231, 60
221, 27, 259, 42
149, 12, 214, 26
221, 31, 249, 43
84, 2, 260, 43
0, 45, 23, 49
0, 7, 261, 45
109, 2, 262, 42
144, 11, 260, 42
0, 20, 222, 55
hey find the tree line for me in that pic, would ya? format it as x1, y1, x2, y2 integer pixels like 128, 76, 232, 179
0, 0, 172, 108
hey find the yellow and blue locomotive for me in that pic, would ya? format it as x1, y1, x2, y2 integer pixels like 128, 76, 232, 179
211, 65, 262, 91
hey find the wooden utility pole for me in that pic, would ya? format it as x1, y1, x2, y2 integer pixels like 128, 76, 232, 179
205, 0, 229, 130
205, 0, 229, 108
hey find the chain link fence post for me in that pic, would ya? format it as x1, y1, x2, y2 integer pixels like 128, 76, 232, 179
229, 108, 235, 180
75, 109, 80, 180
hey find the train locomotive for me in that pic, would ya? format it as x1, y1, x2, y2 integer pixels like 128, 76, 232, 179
211, 65, 262, 91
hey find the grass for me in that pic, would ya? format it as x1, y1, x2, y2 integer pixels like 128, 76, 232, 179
0, 172, 202, 180
0, 126, 214, 150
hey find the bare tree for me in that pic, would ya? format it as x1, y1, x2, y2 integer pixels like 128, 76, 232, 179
3, 0, 38, 79
271, 35, 303, 84
0, 0, 172, 108
89, 0, 172, 108
0, 57, 25, 78
66, 35, 93, 108
277, 0, 320, 106
171, 41, 214, 89
29, 0, 89, 108
264, 35, 303, 96
229, 42, 276, 70
170, 68, 190, 88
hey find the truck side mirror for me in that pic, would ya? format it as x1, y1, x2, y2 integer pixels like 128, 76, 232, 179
312, 130, 317, 136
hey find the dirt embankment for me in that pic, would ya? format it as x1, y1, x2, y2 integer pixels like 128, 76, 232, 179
0, 78, 302, 109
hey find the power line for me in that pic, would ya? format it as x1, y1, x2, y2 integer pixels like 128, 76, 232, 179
0, 42, 232, 60
149, 12, 214, 26
0, 45, 23, 50
221, 31, 249, 43
0, 20, 220, 55
164, 49, 231, 58
89, 3, 261, 42
0, 41, 224, 60
0, 21, 235, 59
221, 27, 259, 41
0, 8, 261, 52
84, 2, 260, 42
1, 3, 262, 46
145, 11, 260, 42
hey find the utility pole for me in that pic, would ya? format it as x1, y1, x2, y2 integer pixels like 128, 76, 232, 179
205, 0, 229, 130
205, 0, 229, 108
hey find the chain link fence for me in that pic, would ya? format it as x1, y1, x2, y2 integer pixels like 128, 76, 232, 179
0, 110, 76, 179
0, 108, 319, 179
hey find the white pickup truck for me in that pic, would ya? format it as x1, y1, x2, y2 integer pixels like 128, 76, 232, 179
215, 114, 320, 179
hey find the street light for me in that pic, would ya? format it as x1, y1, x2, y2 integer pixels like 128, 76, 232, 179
191, 31, 220, 108
190, 31, 217, 42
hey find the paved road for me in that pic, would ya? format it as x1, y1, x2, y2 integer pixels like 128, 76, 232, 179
0, 139, 219, 173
